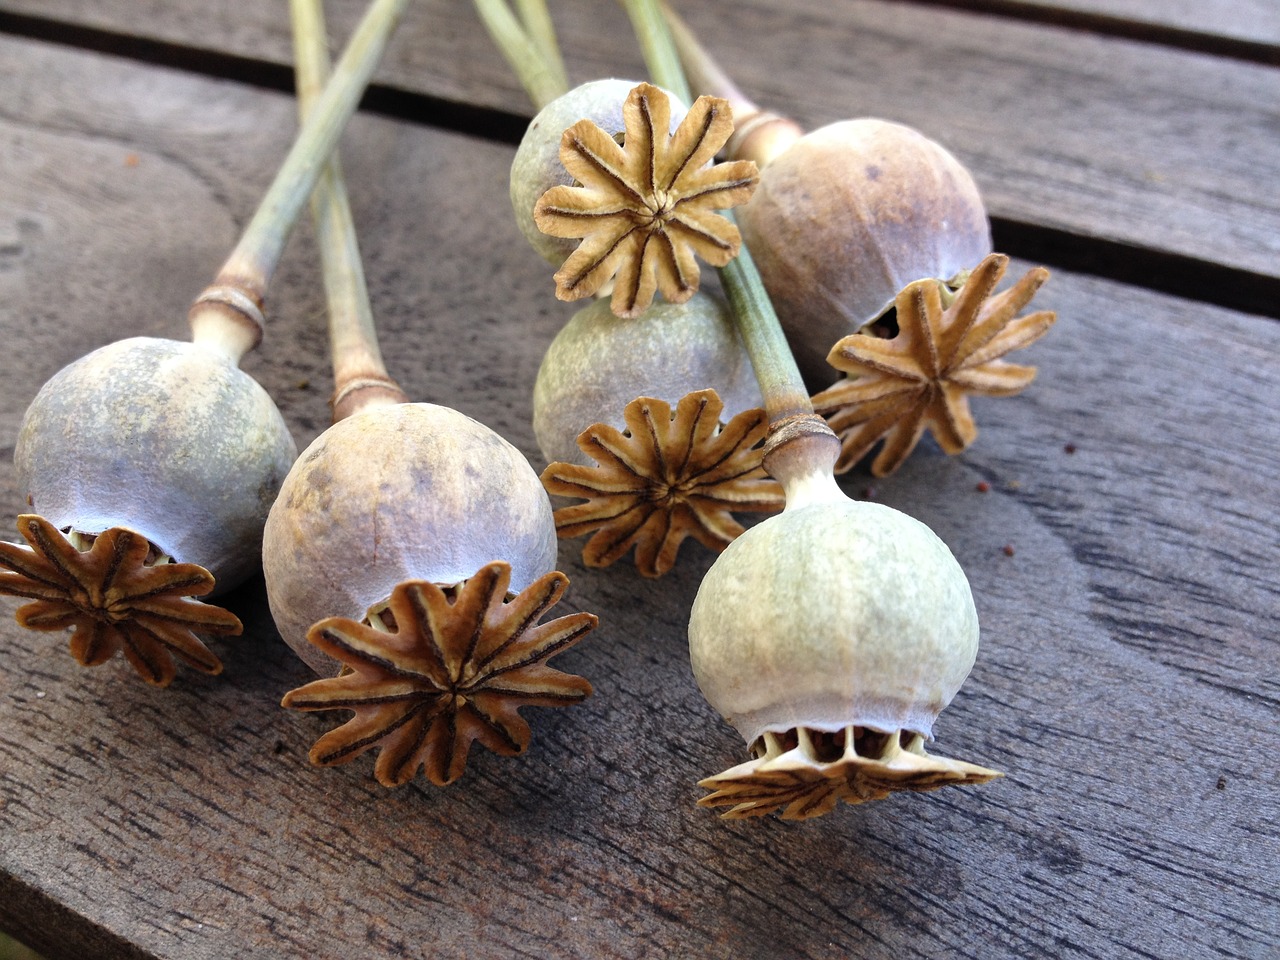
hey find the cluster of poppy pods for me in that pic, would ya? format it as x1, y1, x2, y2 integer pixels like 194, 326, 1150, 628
0, 0, 1053, 819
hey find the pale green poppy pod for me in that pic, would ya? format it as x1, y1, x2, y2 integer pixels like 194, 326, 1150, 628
532, 290, 763, 466
688, 493, 979, 749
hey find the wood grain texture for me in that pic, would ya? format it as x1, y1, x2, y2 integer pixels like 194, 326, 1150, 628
1, 32, 1277, 960
975, 0, 1280, 47
2, 0, 1278, 288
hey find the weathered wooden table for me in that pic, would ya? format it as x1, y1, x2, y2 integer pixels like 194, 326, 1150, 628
0, 2, 1276, 958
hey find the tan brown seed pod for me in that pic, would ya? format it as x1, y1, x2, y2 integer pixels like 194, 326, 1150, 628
533, 292, 783, 577
532, 290, 762, 466
263, 402, 559, 677
269, 0, 595, 789
0, 336, 295, 684
738, 118, 992, 382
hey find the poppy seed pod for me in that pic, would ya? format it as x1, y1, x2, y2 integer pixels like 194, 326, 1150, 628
532, 290, 763, 466
15, 336, 296, 591
738, 118, 992, 382
510, 78, 689, 267
262, 402, 558, 677
689, 458, 999, 818
689, 473, 978, 745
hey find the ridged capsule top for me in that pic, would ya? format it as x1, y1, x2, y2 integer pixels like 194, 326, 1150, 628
532, 291, 763, 466
510, 78, 688, 267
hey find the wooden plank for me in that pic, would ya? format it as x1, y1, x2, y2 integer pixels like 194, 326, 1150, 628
966, 0, 1280, 48
2, 35, 1278, 960
2, 0, 1278, 293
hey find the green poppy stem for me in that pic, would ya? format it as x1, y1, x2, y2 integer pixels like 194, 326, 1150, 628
620, 0, 825, 442
513, 0, 569, 97
190, 0, 410, 362
472, 0, 569, 108
290, 0, 408, 420
618, 0, 690, 107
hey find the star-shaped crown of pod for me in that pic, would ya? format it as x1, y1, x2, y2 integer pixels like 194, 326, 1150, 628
281, 561, 597, 787
812, 253, 1056, 476
541, 389, 784, 578
534, 82, 759, 319
698, 725, 1001, 820
0, 514, 241, 686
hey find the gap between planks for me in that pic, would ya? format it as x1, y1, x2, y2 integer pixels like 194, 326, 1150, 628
888, 0, 1280, 66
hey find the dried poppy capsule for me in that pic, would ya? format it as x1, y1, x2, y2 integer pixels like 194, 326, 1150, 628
510, 78, 688, 269
689, 433, 1000, 819
531, 82, 757, 318
268, 3, 595, 789
532, 290, 761, 466
737, 118, 992, 382
533, 291, 784, 578
812, 252, 1055, 476
16, 337, 295, 592
264, 404, 598, 789
0, 0, 411, 685
0, 336, 295, 685
661, 6, 1053, 472
662, 9, 992, 380
262, 402, 558, 677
